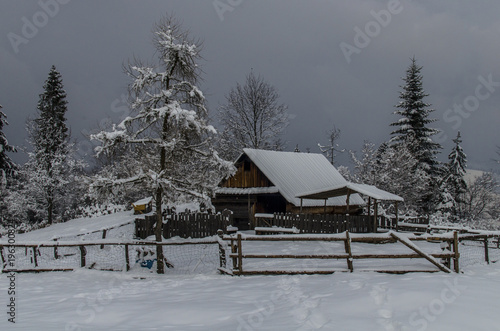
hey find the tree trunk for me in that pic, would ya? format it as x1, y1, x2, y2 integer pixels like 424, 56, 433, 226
47, 196, 53, 225
155, 104, 170, 274
155, 187, 164, 274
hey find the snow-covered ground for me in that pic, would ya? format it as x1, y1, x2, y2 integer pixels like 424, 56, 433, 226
1, 262, 499, 330
14, 211, 135, 241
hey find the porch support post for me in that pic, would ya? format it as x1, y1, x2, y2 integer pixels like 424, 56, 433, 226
395, 201, 399, 231
324, 199, 327, 214
346, 190, 351, 216
368, 197, 372, 231
374, 199, 378, 233
300, 198, 303, 213
247, 193, 251, 229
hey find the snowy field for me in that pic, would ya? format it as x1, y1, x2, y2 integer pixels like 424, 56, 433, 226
2, 211, 500, 330
1, 261, 500, 330
14, 211, 135, 241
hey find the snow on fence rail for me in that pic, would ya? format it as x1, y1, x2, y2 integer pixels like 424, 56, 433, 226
219, 231, 499, 275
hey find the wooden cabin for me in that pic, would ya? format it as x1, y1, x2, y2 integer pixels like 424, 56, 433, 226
212, 149, 365, 229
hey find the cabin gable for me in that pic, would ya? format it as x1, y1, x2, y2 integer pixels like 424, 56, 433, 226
221, 156, 273, 188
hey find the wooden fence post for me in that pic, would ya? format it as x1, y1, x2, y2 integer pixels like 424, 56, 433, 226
345, 231, 353, 272
101, 229, 107, 249
125, 244, 130, 271
80, 245, 86, 268
484, 237, 489, 264
53, 238, 59, 259
453, 231, 460, 273
217, 230, 226, 269
32, 247, 38, 267
231, 237, 237, 272
0, 246, 5, 268
237, 233, 243, 275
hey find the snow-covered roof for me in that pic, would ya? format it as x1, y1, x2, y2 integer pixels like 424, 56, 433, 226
297, 182, 404, 202
132, 196, 153, 207
216, 186, 280, 195
241, 148, 365, 207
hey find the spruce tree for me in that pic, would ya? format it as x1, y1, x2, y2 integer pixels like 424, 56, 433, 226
0, 104, 17, 185
390, 57, 441, 172
27, 65, 70, 224
441, 132, 467, 218
390, 57, 442, 212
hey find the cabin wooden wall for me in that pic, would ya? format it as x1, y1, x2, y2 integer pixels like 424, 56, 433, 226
221, 159, 272, 188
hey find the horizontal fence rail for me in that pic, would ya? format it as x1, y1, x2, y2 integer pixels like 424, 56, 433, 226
219, 231, 462, 275
1, 232, 497, 275
0, 239, 219, 274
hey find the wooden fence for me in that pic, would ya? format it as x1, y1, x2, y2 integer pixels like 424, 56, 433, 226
458, 233, 500, 265
219, 231, 461, 275
258, 213, 373, 234
377, 216, 430, 232
1, 232, 498, 274
135, 211, 232, 239
0, 239, 218, 273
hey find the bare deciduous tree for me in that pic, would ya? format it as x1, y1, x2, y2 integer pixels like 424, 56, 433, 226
463, 172, 499, 221
218, 71, 288, 160
318, 125, 344, 165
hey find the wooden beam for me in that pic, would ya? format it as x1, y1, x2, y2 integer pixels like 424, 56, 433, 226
453, 231, 460, 273
235, 270, 338, 276
125, 244, 130, 271
395, 201, 399, 232
237, 233, 243, 274
346, 190, 351, 216
230, 254, 349, 259
79, 245, 86, 268
345, 231, 353, 272
484, 237, 489, 264
390, 232, 451, 273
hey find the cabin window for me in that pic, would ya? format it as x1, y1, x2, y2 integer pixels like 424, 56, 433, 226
244, 162, 251, 171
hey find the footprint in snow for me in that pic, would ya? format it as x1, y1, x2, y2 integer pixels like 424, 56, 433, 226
370, 285, 388, 305
348, 280, 365, 290
370, 285, 407, 331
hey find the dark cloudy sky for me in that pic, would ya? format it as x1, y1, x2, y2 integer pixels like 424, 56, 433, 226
1, 0, 499, 170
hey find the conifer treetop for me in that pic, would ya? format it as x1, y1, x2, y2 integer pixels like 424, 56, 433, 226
390, 57, 441, 172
